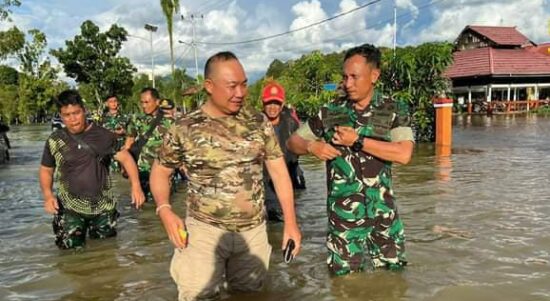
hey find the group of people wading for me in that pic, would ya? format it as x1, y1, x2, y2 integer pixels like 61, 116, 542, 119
38, 43, 414, 300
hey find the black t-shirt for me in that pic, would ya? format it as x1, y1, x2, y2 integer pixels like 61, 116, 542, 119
42, 124, 117, 200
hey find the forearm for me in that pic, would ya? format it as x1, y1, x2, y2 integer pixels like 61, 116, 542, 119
266, 159, 298, 225
122, 137, 135, 150
287, 134, 311, 156
361, 138, 413, 165
150, 160, 174, 207
116, 150, 141, 187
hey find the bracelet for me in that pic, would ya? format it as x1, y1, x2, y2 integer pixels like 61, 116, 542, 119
155, 203, 172, 215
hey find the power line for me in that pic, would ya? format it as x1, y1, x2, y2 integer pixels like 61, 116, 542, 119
192, 0, 385, 46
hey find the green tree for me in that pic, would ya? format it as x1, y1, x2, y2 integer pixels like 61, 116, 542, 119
0, 0, 20, 21
16, 29, 59, 123
160, 0, 179, 77
51, 20, 136, 109
0, 65, 18, 85
0, 26, 24, 60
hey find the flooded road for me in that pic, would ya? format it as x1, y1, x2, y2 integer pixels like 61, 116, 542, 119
1, 114, 550, 301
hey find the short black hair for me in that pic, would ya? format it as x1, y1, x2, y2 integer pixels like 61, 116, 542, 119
140, 87, 160, 100
344, 43, 381, 69
204, 51, 239, 79
104, 94, 118, 102
56, 90, 84, 111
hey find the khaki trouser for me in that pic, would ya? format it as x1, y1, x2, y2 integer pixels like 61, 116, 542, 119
170, 217, 271, 301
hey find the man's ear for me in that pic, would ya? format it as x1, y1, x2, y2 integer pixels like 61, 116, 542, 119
204, 78, 214, 95
370, 68, 381, 84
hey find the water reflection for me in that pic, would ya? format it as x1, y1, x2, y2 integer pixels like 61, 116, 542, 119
1, 115, 550, 300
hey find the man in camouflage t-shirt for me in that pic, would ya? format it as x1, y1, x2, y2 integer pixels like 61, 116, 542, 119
150, 51, 302, 301
288, 44, 414, 275
125, 87, 174, 200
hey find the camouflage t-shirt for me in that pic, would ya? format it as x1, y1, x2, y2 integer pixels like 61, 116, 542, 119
127, 111, 174, 172
159, 106, 283, 231
296, 90, 414, 196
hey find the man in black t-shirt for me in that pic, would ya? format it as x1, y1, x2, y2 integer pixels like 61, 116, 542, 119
39, 90, 145, 249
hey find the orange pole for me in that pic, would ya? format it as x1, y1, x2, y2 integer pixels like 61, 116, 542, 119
434, 98, 453, 150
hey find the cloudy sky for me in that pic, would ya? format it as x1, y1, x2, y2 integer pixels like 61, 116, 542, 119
3, 0, 550, 81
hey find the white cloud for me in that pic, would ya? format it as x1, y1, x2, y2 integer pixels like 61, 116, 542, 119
414, 0, 550, 44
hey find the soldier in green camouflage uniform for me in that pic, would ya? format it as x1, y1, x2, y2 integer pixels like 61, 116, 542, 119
149, 52, 302, 301
125, 88, 174, 201
288, 44, 414, 275
100, 95, 128, 172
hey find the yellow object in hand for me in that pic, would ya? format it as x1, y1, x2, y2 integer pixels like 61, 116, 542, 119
178, 228, 188, 241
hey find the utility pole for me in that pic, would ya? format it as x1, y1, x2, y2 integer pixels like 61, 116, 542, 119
181, 13, 203, 81
393, 5, 397, 56
144, 23, 158, 88
181, 13, 204, 106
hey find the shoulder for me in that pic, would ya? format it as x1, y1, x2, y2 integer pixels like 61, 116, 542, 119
239, 106, 265, 124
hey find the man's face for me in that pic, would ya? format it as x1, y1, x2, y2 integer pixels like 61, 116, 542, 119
60, 104, 87, 134
263, 101, 283, 121
105, 97, 119, 111
204, 59, 248, 116
140, 91, 159, 115
342, 54, 380, 103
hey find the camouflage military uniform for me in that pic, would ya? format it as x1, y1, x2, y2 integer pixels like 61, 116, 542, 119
100, 111, 128, 171
296, 89, 414, 274
158, 106, 283, 231
127, 111, 174, 200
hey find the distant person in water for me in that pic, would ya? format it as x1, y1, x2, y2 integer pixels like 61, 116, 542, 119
39, 90, 145, 249
261, 81, 305, 222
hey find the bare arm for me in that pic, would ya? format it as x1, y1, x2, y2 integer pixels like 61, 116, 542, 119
287, 133, 341, 161
39, 165, 58, 214
114, 149, 145, 208
265, 157, 302, 257
122, 136, 135, 151
150, 160, 186, 249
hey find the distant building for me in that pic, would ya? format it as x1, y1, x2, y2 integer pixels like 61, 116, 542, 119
445, 25, 550, 107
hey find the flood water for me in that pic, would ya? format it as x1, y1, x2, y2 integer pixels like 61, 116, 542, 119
1, 114, 550, 301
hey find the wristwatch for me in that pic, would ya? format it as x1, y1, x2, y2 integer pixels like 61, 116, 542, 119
351, 136, 364, 152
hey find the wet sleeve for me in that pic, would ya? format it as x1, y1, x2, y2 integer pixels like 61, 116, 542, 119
263, 118, 283, 161
390, 99, 414, 142
158, 123, 185, 168
40, 139, 56, 168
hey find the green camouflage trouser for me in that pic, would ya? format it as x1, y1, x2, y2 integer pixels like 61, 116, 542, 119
326, 187, 407, 275
52, 207, 119, 249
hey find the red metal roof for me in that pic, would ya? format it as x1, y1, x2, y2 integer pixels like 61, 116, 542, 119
467, 25, 533, 46
445, 47, 550, 78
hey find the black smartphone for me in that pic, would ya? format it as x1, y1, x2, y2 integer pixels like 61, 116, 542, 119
283, 239, 295, 263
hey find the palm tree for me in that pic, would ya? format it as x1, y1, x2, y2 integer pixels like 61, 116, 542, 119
160, 0, 180, 77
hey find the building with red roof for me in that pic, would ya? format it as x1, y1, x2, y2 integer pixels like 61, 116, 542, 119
446, 25, 550, 109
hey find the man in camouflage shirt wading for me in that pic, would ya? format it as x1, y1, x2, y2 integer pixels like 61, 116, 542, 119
150, 51, 302, 300
288, 44, 414, 274
124, 87, 174, 201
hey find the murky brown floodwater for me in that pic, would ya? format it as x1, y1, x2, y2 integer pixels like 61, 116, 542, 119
1, 114, 550, 301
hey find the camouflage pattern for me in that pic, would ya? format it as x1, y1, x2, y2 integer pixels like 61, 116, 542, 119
127, 111, 174, 172
127, 112, 175, 200
100, 111, 128, 171
305, 89, 413, 275
45, 130, 116, 215
53, 207, 119, 249
158, 106, 283, 232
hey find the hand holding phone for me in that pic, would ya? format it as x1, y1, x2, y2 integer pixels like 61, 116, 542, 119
283, 239, 295, 263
